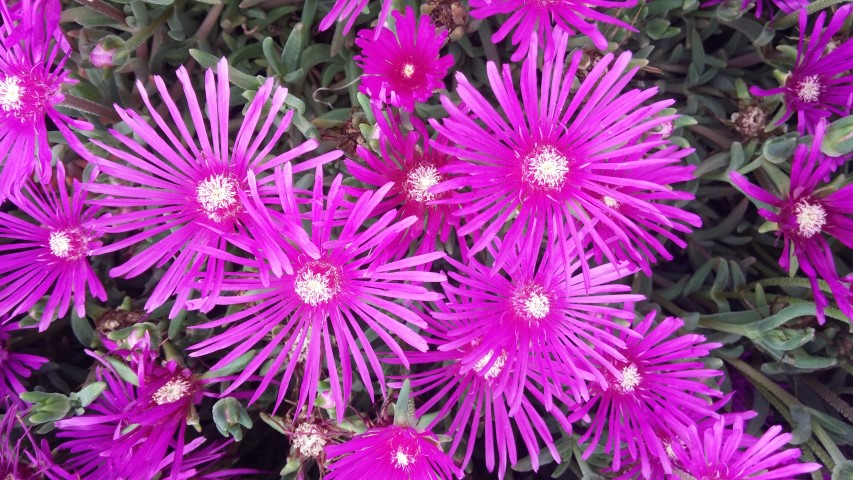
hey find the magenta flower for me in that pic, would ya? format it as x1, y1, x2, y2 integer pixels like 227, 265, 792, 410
0, 320, 48, 406
435, 234, 643, 413
670, 414, 821, 479
0, 162, 106, 330
345, 102, 460, 262
431, 31, 700, 282
469, 0, 637, 61
325, 424, 462, 479
319, 0, 393, 37
0, 0, 92, 200
85, 58, 340, 317
187, 164, 446, 419
730, 120, 853, 322
569, 313, 723, 478
355, 7, 454, 112
401, 304, 573, 478
1, 404, 76, 480
54, 348, 213, 480
751, 5, 853, 133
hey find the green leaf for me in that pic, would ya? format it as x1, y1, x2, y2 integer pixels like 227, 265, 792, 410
282, 23, 306, 73
77, 382, 107, 408
70, 311, 94, 347
105, 357, 140, 386
832, 461, 853, 480
212, 397, 253, 441
821, 115, 853, 157
394, 379, 413, 426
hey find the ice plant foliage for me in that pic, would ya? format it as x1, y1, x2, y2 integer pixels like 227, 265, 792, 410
703, 0, 807, 18
0, 163, 105, 330
325, 424, 462, 479
468, 0, 638, 60
0, 0, 91, 199
730, 120, 853, 322
432, 31, 700, 282
85, 58, 340, 317
0, 321, 47, 406
569, 313, 724, 478
750, 5, 853, 133
187, 165, 446, 419
345, 102, 460, 261
355, 7, 455, 112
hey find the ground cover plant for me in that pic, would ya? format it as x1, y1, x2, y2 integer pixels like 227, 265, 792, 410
0, 0, 852, 478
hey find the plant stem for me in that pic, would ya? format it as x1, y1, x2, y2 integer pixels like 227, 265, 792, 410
801, 376, 853, 424
776, 0, 849, 30
61, 95, 119, 122
73, 0, 126, 24
122, 0, 188, 54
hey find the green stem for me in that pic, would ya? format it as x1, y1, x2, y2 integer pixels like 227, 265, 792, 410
775, 0, 850, 29
61, 95, 119, 122
812, 421, 846, 466
801, 376, 853, 424
73, 0, 126, 24
122, 0, 188, 54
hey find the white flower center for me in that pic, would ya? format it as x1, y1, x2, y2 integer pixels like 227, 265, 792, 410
393, 447, 416, 469
473, 349, 507, 382
796, 75, 821, 103
512, 284, 552, 321
603, 196, 619, 208
0, 76, 23, 112
795, 200, 826, 238
49, 231, 72, 258
402, 63, 415, 78
294, 263, 341, 306
196, 174, 238, 222
48, 228, 88, 260
152, 378, 193, 405
292, 423, 326, 458
523, 145, 569, 190
405, 165, 442, 203
619, 364, 641, 392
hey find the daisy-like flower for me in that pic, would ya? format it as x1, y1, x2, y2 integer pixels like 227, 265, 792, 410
435, 233, 643, 413
319, 0, 393, 37
325, 424, 462, 479
355, 7, 454, 112
670, 414, 821, 479
401, 303, 574, 478
1, 404, 76, 480
0, 162, 106, 330
569, 313, 724, 479
468, 0, 637, 61
431, 31, 700, 281
54, 348, 208, 480
729, 120, 853, 322
0, 0, 92, 200
750, 5, 853, 133
187, 164, 446, 420
85, 58, 340, 317
0, 320, 48, 406
345, 102, 460, 262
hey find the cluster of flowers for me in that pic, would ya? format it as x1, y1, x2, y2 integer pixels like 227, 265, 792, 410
0, 0, 850, 478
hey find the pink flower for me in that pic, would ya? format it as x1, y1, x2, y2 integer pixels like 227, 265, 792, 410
0, 320, 47, 406
0, 0, 92, 200
355, 7, 454, 111
187, 164, 446, 420
319, 0, 393, 37
469, 0, 637, 61
84, 58, 340, 317
1, 404, 76, 480
0, 162, 106, 330
729, 119, 853, 322
325, 424, 462, 479
750, 5, 853, 133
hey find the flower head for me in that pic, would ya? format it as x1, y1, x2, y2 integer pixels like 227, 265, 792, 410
187, 164, 446, 420
670, 414, 821, 479
469, 0, 637, 61
0, 162, 106, 330
325, 424, 462, 479
345, 102, 460, 263
85, 58, 340, 317
569, 314, 723, 478
750, 5, 853, 133
1, 404, 76, 480
0, 320, 48, 406
0, 0, 92, 199
355, 7, 454, 111
431, 31, 699, 284
729, 120, 853, 322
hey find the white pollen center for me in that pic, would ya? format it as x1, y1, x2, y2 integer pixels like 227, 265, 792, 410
393, 448, 416, 469
523, 292, 550, 319
294, 267, 338, 306
402, 63, 415, 78
524, 145, 569, 190
473, 349, 507, 382
619, 364, 641, 392
196, 174, 238, 221
795, 200, 826, 238
49, 231, 72, 258
292, 423, 326, 458
0, 76, 23, 112
796, 75, 821, 103
152, 378, 192, 405
603, 196, 619, 208
406, 165, 442, 203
